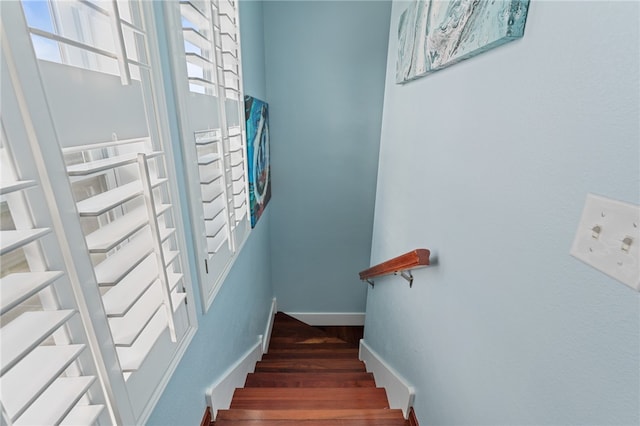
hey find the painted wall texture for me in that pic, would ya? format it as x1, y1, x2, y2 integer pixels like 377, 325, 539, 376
364, 1, 639, 425
148, 1, 273, 424
238, 0, 266, 102
263, 0, 391, 313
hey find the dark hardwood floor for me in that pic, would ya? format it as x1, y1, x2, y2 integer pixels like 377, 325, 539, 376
212, 313, 410, 425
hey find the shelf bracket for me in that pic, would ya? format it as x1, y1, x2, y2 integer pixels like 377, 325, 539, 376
365, 279, 374, 288
395, 270, 414, 288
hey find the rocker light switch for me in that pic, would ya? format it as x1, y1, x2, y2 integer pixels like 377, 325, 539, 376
570, 194, 640, 291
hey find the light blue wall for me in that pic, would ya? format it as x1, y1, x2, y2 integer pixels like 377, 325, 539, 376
239, 0, 266, 101
364, 1, 639, 425
148, 2, 273, 424
263, 1, 391, 313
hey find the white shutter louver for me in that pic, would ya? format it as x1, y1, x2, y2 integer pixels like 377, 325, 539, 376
227, 126, 248, 226
0, 133, 106, 426
196, 130, 230, 255
181, 0, 218, 95
217, 0, 241, 101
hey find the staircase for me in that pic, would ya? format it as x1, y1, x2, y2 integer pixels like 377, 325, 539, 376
213, 312, 410, 425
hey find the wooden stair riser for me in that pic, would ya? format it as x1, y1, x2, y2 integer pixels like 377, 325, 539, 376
270, 322, 328, 335
255, 359, 366, 373
261, 349, 359, 360
267, 342, 356, 351
269, 336, 348, 345
214, 418, 408, 425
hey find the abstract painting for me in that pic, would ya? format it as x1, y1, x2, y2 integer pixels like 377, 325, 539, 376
244, 95, 271, 228
396, 0, 530, 83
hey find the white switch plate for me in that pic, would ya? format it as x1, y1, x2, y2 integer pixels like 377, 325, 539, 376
570, 194, 640, 291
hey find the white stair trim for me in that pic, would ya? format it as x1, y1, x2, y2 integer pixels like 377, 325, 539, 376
262, 298, 277, 354
206, 297, 277, 419
285, 312, 365, 326
359, 339, 415, 418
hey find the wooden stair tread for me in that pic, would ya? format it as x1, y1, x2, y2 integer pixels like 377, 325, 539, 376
255, 358, 366, 373
217, 409, 405, 421
217, 409, 406, 420
245, 372, 375, 388
214, 418, 407, 425
230, 388, 389, 410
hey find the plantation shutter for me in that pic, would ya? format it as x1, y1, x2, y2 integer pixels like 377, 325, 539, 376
62, 141, 188, 378
3, 1, 198, 423
0, 80, 109, 426
163, 0, 250, 312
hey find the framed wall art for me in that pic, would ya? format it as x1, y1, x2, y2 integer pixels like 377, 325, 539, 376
397, 0, 530, 83
244, 95, 271, 228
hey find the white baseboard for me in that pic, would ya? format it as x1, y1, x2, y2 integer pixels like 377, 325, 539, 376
207, 298, 277, 420
286, 312, 365, 326
359, 339, 415, 418
262, 298, 277, 354
206, 336, 263, 419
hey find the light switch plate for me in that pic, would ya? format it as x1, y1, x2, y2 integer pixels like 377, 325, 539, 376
570, 194, 640, 291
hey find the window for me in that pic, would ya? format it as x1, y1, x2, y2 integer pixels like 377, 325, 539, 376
21, 0, 145, 82
162, 0, 250, 312
1, 1, 198, 423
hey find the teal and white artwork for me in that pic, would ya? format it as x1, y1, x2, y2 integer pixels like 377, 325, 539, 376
396, 0, 530, 83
